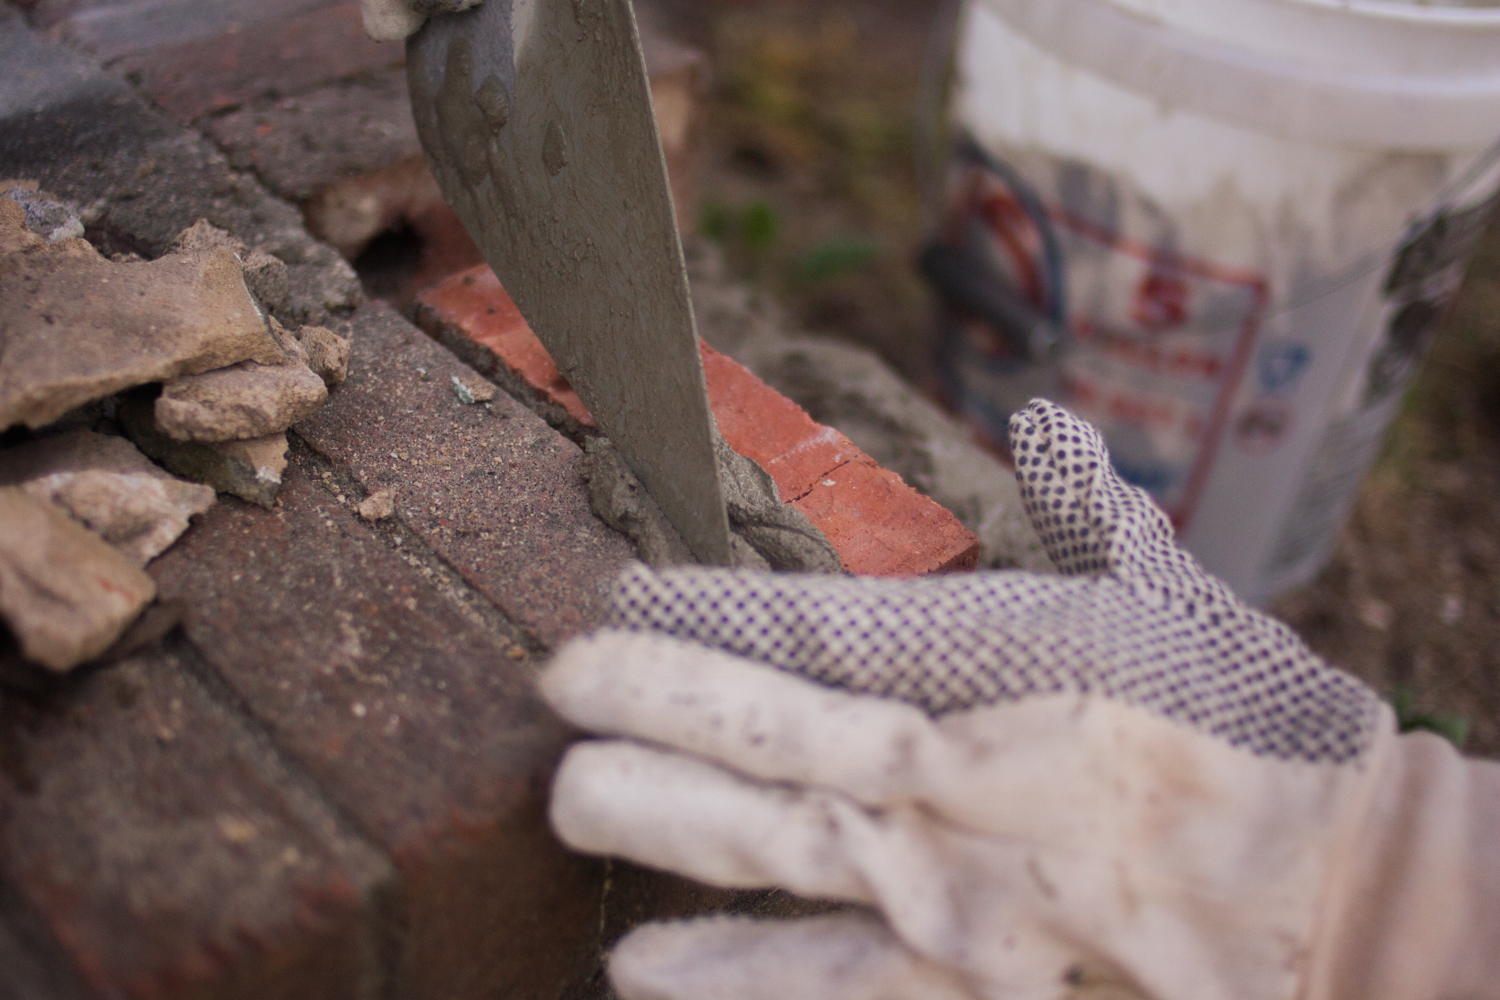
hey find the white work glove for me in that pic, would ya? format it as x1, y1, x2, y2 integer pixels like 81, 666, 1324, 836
360, 0, 480, 41
539, 400, 1500, 1000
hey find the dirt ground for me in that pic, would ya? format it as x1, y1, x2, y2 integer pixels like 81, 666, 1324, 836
664, 0, 1500, 758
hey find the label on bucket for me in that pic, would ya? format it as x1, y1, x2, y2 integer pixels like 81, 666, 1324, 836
936, 146, 1268, 528
1261, 186, 1500, 584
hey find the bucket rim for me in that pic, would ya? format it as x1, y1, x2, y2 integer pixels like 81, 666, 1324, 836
1279, 0, 1500, 28
974, 0, 1500, 149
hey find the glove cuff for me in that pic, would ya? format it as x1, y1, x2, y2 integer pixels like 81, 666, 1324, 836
1310, 730, 1494, 1000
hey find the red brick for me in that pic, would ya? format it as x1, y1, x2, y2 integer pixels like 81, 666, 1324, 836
794, 460, 981, 575
146, 452, 824, 998
412, 267, 594, 434
149, 463, 605, 1000
414, 266, 980, 576
699, 343, 864, 501
113, 2, 402, 123
0, 640, 387, 1000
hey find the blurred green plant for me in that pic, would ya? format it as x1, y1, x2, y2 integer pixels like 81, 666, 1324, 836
699, 198, 782, 275
1390, 687, 1470, 748
792, 237, 883, 288
699, 199, 732, 244
740, 201, 780, 258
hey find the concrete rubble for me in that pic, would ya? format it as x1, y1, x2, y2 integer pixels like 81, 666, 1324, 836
0, 487, 157, 673
0, 430, 216, 566
0, 197, 286, 431
293, 322, 353, 386
121, 398, 291, 508
169, 219, 292, 321
356, 487, 396, 522
2, 181, 84, 243
0, 192, 348, 676
155, 320, 329, 442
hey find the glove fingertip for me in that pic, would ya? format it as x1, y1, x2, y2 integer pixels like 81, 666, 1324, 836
535, 635, 605, 717
608, 922, 699, 1000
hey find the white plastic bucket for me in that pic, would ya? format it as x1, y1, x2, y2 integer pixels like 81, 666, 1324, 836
931, 0, 1500, 603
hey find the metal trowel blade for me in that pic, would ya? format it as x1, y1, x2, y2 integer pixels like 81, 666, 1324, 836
407, 0, 733, 565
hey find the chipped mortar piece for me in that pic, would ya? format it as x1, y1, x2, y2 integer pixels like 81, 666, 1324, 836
2, 182, 84, 244
356, 488, 396, 522
154, 338, 329, 442
0, 210, 285, 431
583, 434, 841, 572
451, 374, 496, 404
713, 434, 842, 573
0, 487, 157, 673
0, 430, 215, 566
170, 219, 291, 319
293, 324, 352, 386
120, 398, 288, 508
0, 199, 44, 256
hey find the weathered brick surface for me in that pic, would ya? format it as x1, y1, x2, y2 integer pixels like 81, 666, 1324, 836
204, 72, 485, 305
203, 70, 422, 206
0, 887, 90, 1000
414, 270, 595, 435
0, 639, 389, 1000
149, 462, 609, 1000
414, 266, 981, 575
296, 301, 639, 647
112, 3, 402, 124
0, 17, 360, 325
30, 0, 335, 62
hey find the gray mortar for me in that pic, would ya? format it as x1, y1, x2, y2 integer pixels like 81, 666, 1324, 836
685, 241, 1053, 572
714, 434, 842, 573
583, 434, 841, 573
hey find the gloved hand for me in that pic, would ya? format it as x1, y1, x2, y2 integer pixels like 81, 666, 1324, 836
360, 0, 480, 41
539, 400, 1500, 1000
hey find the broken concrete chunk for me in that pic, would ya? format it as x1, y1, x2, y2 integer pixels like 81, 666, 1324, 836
170, 219, 290, 317
240, 248, 291, 317
0, 430, 216, 565
169, 219, 241, 256
356, 488, 395, 522
292, 324, 352, 386
155, 347, 328, 442
0, 240, 285, 431
3, 183, 84, 244
0, 487, 157, 673
120, 398, 288, 507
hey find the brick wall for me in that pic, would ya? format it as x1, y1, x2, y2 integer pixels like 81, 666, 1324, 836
0, 7, 824, 998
